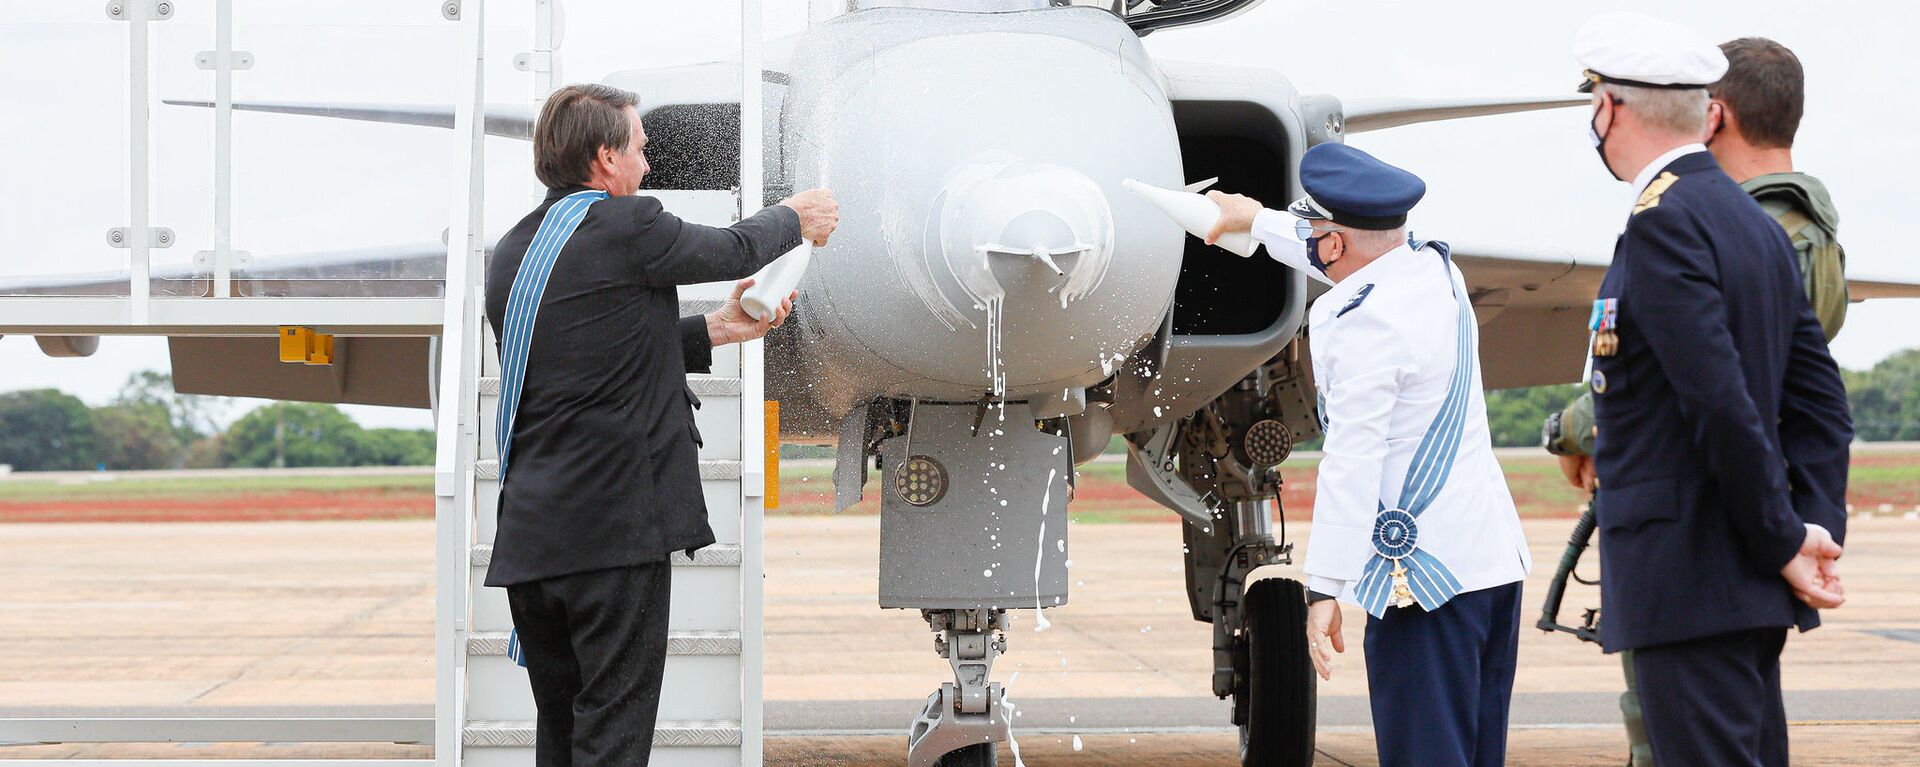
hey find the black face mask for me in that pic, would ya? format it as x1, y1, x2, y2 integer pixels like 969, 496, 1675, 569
1589, 98, 1624, 182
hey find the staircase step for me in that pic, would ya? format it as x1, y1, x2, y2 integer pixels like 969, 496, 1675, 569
687, 373, 742, 397
463, 719, 741, 748
471, 543, 741, 568
475, 458, 737, 482
467, 630, 741, 657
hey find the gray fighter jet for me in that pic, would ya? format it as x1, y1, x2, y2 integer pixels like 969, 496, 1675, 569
8, 2, 1918, 765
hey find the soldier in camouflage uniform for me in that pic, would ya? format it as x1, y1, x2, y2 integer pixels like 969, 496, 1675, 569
1543, 37, 1847, 767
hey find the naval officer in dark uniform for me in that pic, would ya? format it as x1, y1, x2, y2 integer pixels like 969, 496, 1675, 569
1572, 13, 1850, 766
483, 83, 837, 766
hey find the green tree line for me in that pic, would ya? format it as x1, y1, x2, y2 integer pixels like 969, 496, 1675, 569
0, 372, 434, 471
6, 350, 1918, 470
1298, 348, 1920, 452
1482, 348, 1920, 447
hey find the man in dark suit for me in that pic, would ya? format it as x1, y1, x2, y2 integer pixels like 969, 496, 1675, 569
1572, 12, 1849, 766
482, 82, 836, 766
1544, 34, 1853, 767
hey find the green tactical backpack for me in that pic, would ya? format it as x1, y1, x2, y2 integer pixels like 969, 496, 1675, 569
1751, 180, 1848, 341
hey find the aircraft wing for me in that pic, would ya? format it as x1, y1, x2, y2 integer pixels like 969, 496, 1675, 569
0, 243, 460, 408
162, 99, 536, 139
1448, 242, 1609, 389
1453, 242, 1920, 389
1342, 95, 1589, 133
0, 242, 454, 298
164, 61, 756, 191
1847, 276, 1920, 301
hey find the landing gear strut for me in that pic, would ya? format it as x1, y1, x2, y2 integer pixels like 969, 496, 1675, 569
860, 401, 1070, 767
1128, 351, 1321, 767
907, 608, 1008, 767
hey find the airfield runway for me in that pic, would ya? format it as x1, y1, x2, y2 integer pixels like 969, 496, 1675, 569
2, 514, 1918, 764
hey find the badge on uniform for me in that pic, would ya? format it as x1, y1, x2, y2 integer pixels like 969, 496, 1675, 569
1633, 172, 1679, 215
1337, 284, 1376, 318
1589, 298, 1619, 357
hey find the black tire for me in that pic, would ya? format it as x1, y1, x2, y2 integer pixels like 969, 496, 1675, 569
935, 743, 997, 767
1239, 577, 1316, 767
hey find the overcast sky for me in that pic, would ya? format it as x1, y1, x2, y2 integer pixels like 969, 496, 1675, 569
3, 0, 1915, 430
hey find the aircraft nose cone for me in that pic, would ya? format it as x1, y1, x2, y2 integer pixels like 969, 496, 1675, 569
934, 159, 1116, 314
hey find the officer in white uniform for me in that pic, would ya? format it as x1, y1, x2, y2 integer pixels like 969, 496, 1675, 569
1207, 143, 1532, 767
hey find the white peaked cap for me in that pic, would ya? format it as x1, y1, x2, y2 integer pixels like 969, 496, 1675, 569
1574, 11, 1729, 91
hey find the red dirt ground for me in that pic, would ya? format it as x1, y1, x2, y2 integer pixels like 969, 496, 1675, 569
0, 490, 432, 524
5, 453, 1910, 524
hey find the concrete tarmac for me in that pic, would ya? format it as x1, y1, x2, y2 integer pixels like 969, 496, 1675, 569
1, 515, 1917, 764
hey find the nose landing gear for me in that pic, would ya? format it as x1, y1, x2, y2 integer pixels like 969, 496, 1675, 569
907, 608, 1009, 767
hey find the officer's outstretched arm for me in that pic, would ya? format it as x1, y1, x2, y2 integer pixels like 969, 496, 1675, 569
1777, 297, 1852, 543
1625, 206, 1805, 572
1302, 312, 1410, 598
1249, 210, 1336, 288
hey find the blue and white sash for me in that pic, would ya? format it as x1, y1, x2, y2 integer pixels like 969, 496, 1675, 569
497, 189, 605, 666
1351, 240, 1471, 619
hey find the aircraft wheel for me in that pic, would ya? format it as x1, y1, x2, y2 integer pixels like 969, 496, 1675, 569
1238, 577, 1316, 767
935, 743, 997, 767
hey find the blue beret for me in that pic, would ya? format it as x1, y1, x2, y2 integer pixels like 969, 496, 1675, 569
1287, 143, 1426, 230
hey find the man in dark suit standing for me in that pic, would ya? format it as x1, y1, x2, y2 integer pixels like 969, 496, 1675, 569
1544, 35, 1854, 767
1572, 13, 1850, 766
482, 82, 836, 766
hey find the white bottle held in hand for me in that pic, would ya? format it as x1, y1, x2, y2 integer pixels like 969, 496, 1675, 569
740, 240, 813, 323
1121, 178, 1259, 258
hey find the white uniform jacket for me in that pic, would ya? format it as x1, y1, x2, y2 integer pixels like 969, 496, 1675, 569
1253, 223, 1532, 607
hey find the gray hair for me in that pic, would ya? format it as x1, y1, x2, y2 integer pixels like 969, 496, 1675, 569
1597, 82, 1709, 137
1342, 226, 1409, 257
533, 83, 641, 189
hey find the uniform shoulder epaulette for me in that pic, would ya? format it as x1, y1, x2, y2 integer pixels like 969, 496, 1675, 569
1336, 283, 1375, 318
1632, 171, 1679, 215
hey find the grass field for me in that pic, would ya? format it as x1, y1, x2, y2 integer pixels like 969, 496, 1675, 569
2, 451, 1915, 524
772, 451, 1920, 523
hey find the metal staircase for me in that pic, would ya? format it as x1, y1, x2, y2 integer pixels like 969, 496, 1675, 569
0, 2, 774, 763
432, 0, 773, 760
445, 290, 766, 767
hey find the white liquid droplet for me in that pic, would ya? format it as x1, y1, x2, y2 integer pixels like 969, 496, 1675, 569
1072, 735, 1084, 751
1003, 671, 1028, 767
983, 569, 993, 577
1032, 467, 1058, 633
985, 297, 1007, 397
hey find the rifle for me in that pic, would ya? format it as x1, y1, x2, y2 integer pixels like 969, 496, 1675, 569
1536, 500, 1602, 644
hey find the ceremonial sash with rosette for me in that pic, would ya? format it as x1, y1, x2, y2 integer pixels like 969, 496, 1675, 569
1351, 240, 1471, 619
